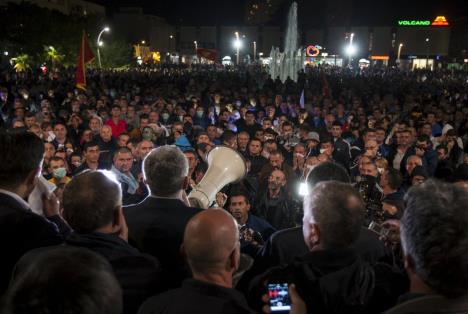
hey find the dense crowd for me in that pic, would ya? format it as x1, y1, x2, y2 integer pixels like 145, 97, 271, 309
0, 64, 467, 314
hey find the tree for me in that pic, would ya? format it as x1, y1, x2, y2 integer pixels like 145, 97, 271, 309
11, 54, 31, 72
98, 39, 133, 68
44, 46, 64, 69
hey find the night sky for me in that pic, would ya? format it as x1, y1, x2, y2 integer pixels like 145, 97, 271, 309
105, 0, 466, 26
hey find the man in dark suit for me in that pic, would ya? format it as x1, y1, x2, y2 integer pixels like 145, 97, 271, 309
139, 209, 254, 314
124, 145, 203, 289
62, 170, 164, 314
238, 162, 390, 292
0, 131, 70, 295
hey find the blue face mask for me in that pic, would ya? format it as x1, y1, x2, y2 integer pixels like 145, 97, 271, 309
196, 111, 204, 118
53, 167, 67, 180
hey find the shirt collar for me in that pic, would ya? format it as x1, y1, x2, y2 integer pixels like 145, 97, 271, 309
0, 188, 30, 211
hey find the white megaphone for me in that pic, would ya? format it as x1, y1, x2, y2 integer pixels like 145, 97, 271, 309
189, 146, 247, 209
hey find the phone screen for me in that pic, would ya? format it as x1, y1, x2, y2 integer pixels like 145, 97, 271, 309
268, 283, 291, 312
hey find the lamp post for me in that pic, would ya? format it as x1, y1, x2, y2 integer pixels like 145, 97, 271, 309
97, 26, 110, 69
348, 33, 354, 66
235, 32, 240, 65
253, 41, 257, 61
397, 43, 403, 64
169, 35, 174, 53
425, 38, 430, 69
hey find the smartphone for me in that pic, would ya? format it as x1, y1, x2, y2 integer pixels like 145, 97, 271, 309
368, 221, 390, 237
268, 283, 291, 312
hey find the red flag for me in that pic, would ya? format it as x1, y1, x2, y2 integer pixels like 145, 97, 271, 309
196, 48, 218, 62
76, 32, 95, 90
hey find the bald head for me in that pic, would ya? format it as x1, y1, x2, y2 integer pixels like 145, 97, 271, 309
183, 209, 239, 276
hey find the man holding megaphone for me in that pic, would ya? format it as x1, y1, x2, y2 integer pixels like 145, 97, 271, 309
124, 145, 203, 289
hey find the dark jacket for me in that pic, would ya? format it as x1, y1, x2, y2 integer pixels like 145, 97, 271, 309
384, 293, 468, 314
124, 197, 202, 288
254, 187, 301, 230
237, 226, 391, 294
0, 192, 69, 295
66, 232, 164, 314
248, 248, 407, 314
138, 279, 255, 314
247, 155, 268, 176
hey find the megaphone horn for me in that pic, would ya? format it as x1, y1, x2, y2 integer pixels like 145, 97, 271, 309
188, 146, 246, 208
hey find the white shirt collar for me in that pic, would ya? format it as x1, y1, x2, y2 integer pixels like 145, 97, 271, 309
0, 188, 30, 211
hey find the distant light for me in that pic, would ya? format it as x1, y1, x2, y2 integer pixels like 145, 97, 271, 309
169, 35, 173, 39
141, 40, 146, 44
99, 170, 119, 184
299, 182, 309, 196
425, 38, 430, 42
49, 46, 54, 50
3, 51, 8, 56
399, 43, 403, 47
464, 59, 468, 63
233, 39, 242, 49
259, 52, 264, 56
98, 41, 103, 47
345, 45, 356, 56
321, 52, 328, 57
104, 27, 110, 32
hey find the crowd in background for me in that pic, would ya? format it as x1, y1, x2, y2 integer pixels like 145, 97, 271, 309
0, 64, 468, 313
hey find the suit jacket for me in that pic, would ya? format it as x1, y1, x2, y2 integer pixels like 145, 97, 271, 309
248, 248, 407, 314
139, 279, 254, 314
384, 293, 468, 314
124, 197, 202, 288
0, 193, 67, 295
66, 232, 164, 314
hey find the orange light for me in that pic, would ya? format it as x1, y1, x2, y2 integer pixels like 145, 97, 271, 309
371, 55, 389, 60
306, 45, 320, 57
431, 16, 449, 26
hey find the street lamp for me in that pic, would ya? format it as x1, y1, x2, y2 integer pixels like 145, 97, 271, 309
234, 32, 240, 65
253, 41, 257, 61
347, 33, 355, 66
141, 40, 146, 45
425, 38, 430, 69
194, 40, 198, 53
97, 26, 110, 69
168, 35, 174, 54
397, 43, 403, 64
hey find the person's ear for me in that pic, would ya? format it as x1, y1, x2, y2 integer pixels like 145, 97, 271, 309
403, 253, 416, 274
25, 168, 41, 191
182, 176, 190, 190
307, 223, 320, 248
246, 203, 251, 213
112, 206, 124, 230
228, 244, 240, 272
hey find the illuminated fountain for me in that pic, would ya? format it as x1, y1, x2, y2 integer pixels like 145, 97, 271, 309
269, 2, 305, 82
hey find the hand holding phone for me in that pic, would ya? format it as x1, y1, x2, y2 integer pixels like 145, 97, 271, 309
268, 283, 291, 312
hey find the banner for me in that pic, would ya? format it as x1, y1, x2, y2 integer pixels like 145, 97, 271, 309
76, 32, 95, 90
196, 48, 218, 62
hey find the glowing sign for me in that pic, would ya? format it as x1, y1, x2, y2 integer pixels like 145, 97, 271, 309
398, 16, 449, 27
432, 16, 449, 26
371, 56, 389, 61
306, 45, 320, 57
398, 20, 430, 26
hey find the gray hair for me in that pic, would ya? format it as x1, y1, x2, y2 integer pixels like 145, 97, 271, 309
63, 171, 121, 233
402, 180, 468, 298
143, 145, 189, 196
